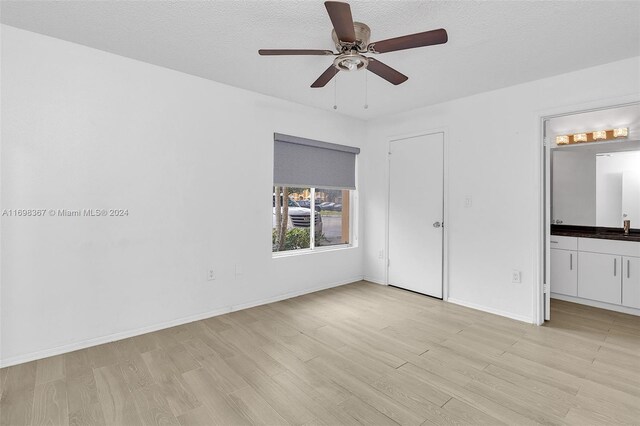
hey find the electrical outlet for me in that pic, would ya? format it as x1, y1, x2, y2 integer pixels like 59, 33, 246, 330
378, 249, 384, 259
235, 264, 243, 276
512, 270, 521, 283
464, 196, 472, 208
207, 268, 216, 281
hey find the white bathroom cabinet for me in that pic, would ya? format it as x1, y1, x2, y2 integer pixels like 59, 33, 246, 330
550, 235, 640, 310
550, 249, 577, 296
622, 256, 640, 309
577, 252, 621, 304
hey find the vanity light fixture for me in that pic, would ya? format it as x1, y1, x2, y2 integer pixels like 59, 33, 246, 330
592, 130, 607, 140
555, 127, 630, 146
613, 127, 628, 138
573, 133, 587, 143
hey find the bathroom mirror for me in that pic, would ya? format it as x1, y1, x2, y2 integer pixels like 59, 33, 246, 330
551, 148, 640, 228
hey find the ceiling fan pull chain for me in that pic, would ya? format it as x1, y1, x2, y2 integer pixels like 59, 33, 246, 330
333, 74, 338, 110
364, 69, 368, 109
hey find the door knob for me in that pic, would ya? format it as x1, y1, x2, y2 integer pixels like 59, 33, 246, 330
433, 221, 441, 228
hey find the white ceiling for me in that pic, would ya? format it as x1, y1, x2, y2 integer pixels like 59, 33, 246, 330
2, 1, 639, 120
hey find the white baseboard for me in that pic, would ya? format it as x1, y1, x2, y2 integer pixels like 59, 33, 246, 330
447, 298, 534, 324
230, 276, 363, 311
0, 306, 229, 368
0, 276, 363, 368
551, 293, 640, 316
363, 276, 386, 285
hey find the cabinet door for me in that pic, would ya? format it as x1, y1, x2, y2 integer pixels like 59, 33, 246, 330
578, 252, 621, 304
551, 249, 577, 296
622, 257, 640, 309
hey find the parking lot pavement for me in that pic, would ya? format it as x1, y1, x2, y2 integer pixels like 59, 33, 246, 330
319, 215, 342, 245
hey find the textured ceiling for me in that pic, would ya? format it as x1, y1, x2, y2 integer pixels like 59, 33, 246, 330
2, 1, 639, 120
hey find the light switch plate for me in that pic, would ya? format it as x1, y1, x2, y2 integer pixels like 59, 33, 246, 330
512, 270, 522, 283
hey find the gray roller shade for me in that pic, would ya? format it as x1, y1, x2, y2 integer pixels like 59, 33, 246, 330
274, 133, 360, 189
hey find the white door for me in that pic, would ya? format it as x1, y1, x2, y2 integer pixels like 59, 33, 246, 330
578, 252, 622, 304
550, 249, 577, 296
388, 133, 444, 298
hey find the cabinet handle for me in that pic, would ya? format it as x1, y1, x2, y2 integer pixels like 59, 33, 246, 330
570, 253, 573, 270
614, 258, 617, 276
628, 260, 631, 279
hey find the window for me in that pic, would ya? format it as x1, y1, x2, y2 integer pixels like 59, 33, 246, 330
272, 134, 359, 254
273, 187, 312, 252
315, 188, 350, 247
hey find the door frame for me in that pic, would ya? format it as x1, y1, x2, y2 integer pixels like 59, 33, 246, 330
385, 128, 450, 300
535, 96, 640, 325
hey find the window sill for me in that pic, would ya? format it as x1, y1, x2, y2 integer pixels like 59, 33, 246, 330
272, 244, 354, 259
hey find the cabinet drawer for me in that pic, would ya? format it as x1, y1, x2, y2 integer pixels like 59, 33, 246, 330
549, 235, 577, 251
578, 238, 640, 257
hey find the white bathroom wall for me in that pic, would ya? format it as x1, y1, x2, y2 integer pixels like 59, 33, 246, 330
363, 56, 640, 323
597, 151, 640, 226
0, 26, 365, 366
551, 151, 597, 226
623, 170, 640, 226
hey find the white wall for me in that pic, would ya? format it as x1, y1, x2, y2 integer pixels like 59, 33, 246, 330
551, 151, 596, 226
363, 56, 640, 323
0, 26, 365, 366
3, 24, 640, 365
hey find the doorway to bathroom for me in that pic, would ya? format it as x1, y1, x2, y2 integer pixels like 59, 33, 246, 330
541, 102, 640, 321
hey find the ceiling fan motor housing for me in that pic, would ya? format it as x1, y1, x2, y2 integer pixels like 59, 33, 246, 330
331, 22, 371, 71
332, 22, 371, 52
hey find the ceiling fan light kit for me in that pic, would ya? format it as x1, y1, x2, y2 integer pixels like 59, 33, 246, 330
258, 1, 448, 89
334, 51, 368, 71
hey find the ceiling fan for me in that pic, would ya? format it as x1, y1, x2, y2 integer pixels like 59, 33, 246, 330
258, 1, 448, 88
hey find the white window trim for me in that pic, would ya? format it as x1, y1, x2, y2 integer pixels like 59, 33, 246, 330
272, 244, 355, 258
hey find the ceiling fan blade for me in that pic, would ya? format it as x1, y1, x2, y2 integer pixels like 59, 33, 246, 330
324, 1, 356, 43
311, 65, 339, 88
366, 58, 408, 85
369, 28, 448, 53
259, 49, 335, 56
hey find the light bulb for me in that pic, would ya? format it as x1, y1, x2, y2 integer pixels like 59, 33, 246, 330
613, 127, 628, 138
341, 58, 361, 71
556, 135, 569, 145
573, 133, 587, 143
593, 130, 607, 140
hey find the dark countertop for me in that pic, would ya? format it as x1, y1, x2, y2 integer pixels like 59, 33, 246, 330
551, 225, 640, 242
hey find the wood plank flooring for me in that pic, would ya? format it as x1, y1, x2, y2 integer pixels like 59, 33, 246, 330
1, 281, 639, 425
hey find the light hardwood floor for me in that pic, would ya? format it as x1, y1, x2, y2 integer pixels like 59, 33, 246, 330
1, 281, 639, 425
